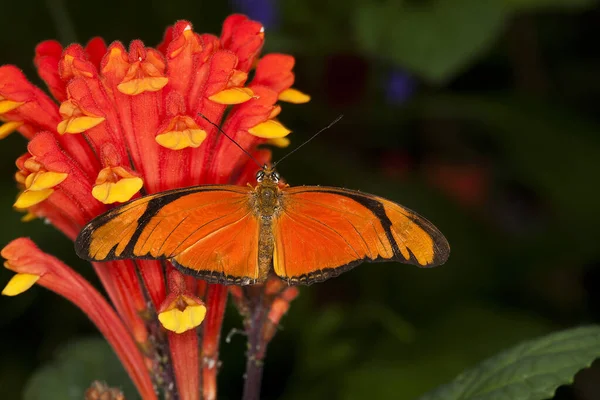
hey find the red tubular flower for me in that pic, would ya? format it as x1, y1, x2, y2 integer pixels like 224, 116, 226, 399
1, 15, 309, 399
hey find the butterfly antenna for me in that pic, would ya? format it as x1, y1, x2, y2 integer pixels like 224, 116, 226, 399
273, 115, 343, 167
198, 113, 263, 168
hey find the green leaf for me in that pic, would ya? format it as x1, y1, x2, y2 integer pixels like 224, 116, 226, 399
354, 0, 507, 83
24, 337, 137, 400
418, 325, 600, 400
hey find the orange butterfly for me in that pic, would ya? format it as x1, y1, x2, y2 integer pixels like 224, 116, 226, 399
75, 166, 450, 285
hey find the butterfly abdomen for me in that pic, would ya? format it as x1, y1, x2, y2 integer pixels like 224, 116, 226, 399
250, 183, 282, 283
257, 216, 275, 282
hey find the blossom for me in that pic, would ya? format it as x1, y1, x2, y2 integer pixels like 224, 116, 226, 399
231, 0, 280, 29
1, 15, 307, 399
386, 68, 416, 104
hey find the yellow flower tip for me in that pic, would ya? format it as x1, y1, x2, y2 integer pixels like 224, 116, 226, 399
229, 70, 248, 87
14, 188, 54, 209
92, 176, 143, 204
25, 171, 68, 191
208, 87, 254, 105
0, 100, 25, 114
156, 129, 207, 150
248, 119, 291, 139
2, 273, 40, 296
158, 303, 207, 334
15, 171, 26, 186
21, 211, 37, 222
268, 105, 282, 119
57, 116, 105, 135
267, 137, 291, 148
0, 121, 24, 139
117, 77, 169, 95
278, 88, 311, 104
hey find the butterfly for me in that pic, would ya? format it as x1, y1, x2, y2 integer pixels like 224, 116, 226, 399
75, 165, 450, 285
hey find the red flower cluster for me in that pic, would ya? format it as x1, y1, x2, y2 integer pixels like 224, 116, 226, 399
1, 15, 307, 399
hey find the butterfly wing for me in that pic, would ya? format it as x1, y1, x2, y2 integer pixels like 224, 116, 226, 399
75, 185, 262, 284
273, 186, 450, 284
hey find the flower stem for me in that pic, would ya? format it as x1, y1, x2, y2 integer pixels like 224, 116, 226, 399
238, 284, 299, 400
242, 296, 267, 400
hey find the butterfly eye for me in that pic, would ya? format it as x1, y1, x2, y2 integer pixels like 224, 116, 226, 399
256, 171, 265, 182
272, 171, 280, 183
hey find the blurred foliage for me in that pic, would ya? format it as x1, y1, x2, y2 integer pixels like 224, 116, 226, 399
1, 0, 599, 399
353, 0, 507, 82
23, 338, 136, 400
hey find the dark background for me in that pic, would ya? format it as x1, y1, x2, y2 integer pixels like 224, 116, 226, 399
1, 0, 599, 399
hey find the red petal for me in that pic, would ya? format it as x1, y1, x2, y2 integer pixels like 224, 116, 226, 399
64, 76, 129, 172
0, 65, 61, 135
1, 53, 103, 173
59, 44, 98, 80
100, 41, 166, 194
94, 260, 149, 345
188, 49, 239, 118
157, 92, 193, 191
206, 85, 277, 182
157, 25, 175, 55
27, 132, 104, 224
201, 284, 228, 400
169, 331, 199, 400
199, 34, 220, 57
253, 54, 295, 93
136, 259, 167, 308
187, 51, 240, 184
220, 14, 250, 45
85, 37, 108, 70
163, 267, 200, 400
2, 239, 156, 400
167, 268, 187, 294
34, 40, 67, 101
225, 85, 278, 132
220, 15, 264, 72
165, 20, 203, 96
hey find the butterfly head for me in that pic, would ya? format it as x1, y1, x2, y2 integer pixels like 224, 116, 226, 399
256, 165, 280, 186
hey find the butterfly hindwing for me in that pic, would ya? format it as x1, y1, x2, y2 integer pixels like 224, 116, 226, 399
273, 186, 450, 284
75, 185, 261, 284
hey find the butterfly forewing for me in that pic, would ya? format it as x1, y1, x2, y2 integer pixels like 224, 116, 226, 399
272, 186, 450, 284
75, 185, 261, 284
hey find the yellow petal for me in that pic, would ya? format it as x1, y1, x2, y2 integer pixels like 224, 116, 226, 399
14, 189, 54, 209
0, 100, 25, 114
26, 171, 68, 191
229, 70, 248, 87
21, 212, 37, 222
278, 88, 311, 104
267, 137, 291, 148
57, 116, 105, 134
0, 121, 24, 139
268, 105, 281, 119
248, 119, 291, 139
208, 87, 254, 105
117, 77, 169, 95
158, 304, 207, 334
92, 177, 143, 204
2, 273, 40, 296
155, 129, 207, 150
